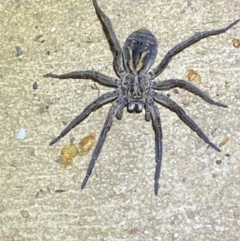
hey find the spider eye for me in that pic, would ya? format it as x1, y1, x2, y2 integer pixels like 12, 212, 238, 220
128, 86, 134, 95
127, 85, 144, 99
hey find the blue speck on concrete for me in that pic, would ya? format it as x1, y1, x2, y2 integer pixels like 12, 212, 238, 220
17, 128, 26, 140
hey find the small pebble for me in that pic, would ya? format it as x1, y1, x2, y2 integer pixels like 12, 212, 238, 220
20, 210, 29, 218
15, 46, 23, 56
214, 225, 225, 232
143, 230, 150, 235
232, 38, 240, 48
216, 160, 222, 165
173, 88, 179, 94
33, 82, 38, 90
17, 128, 26, 140
51, 27, 56, 32
174, 233, 179, 238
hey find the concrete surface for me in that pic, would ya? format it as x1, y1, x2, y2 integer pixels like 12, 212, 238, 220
0, 0, 239, 240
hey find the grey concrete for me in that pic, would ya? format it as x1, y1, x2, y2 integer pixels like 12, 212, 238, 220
0, 0, 239, 240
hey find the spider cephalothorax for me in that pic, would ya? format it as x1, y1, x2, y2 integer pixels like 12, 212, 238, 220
46, 0, 240, 195
122, 73, 150, 112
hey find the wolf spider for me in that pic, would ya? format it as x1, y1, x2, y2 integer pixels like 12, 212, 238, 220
46, 0, 240, 195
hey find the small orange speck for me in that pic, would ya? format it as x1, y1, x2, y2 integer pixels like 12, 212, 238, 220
78, 133, 96, 156
219, 138, 229, 147
232, 38, 240, 48
59, 155, 74, 169
184, 69, 201, 85
61, 143, 79, 159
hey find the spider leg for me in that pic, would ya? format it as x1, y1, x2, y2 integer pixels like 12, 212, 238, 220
81, 98, 127, 190
45, 70, 118, 88
147, 99, 163, 195
145, 104, 151, 121
93, 0, 126, 77
49, 91, 118, 145
153, 91, 221, 152
153, 79, 227, 108
148, 19, 240, 79
115, 105, 124, 120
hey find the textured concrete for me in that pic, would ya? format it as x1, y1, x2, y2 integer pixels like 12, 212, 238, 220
0, 0, 240, 240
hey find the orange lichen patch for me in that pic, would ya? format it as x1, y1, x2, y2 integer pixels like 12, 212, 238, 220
59, 155, 74, 169
61, 143, 79, 159
58, 143, 78, 168
78, 133, 96, 156
184, 69, 201, 85
57, 134, 96, 168
232, 38, 240, 48
219, 138, 229, 147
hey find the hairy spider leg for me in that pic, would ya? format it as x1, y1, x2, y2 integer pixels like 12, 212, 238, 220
46, 71, 118, 87
153, 92, 221, 152
81, 99, 127, 190
144, 104, 151, 122
148, 18, 240, 79
93, 0, 126, 77
147, 99, 163, 195
153, 79, 228, 108
49, 91, 118, 145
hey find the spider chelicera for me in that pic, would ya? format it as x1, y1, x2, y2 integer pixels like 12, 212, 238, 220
46, 0, 240, 195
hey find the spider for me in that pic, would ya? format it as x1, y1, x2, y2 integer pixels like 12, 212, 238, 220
46, 0, 240, 195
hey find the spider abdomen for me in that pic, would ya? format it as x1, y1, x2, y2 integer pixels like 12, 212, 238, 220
123, 28, 158, 74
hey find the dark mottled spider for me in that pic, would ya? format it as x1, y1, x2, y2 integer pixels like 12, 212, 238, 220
46, 0, 240, 195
